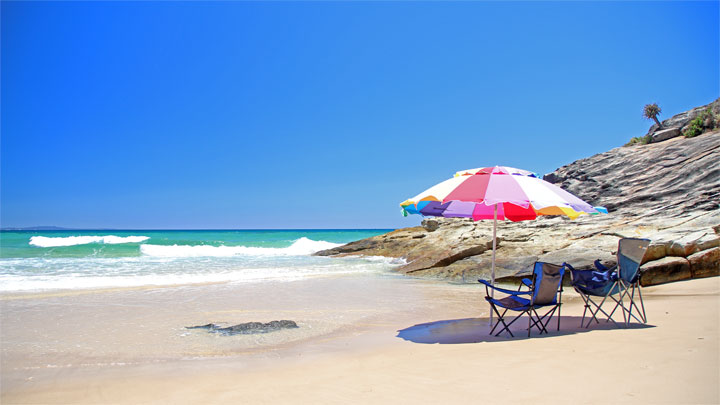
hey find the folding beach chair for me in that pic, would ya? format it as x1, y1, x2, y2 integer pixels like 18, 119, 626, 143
479, 262, 565, 337
568, 238, 651, 328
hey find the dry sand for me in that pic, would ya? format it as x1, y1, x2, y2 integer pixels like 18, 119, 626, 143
2, 276, 718, 404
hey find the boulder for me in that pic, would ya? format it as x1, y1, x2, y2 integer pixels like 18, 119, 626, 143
651, 127, 681, 143
666, 232, 720, 257
435, 253, 539, 283
400, 244, 489, 273
314, 226, 428, 257
422, 219, 441, 232
643, 243, 667, 263
640, 256, 691, 286
697, 233, 720, 251
687, 247, 720, 279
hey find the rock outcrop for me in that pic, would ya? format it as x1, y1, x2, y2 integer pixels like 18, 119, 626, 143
544, 128, 720, 217
644, 98, 719, 142
316, 103, 720, 287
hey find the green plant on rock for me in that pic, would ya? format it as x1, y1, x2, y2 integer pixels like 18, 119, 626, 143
683, 117, 703, 138
625, 134, 652, 146
683, 107, 717, 138
643, 103, 663, 128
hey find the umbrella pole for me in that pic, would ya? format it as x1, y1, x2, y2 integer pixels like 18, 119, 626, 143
490, 204, 497, 326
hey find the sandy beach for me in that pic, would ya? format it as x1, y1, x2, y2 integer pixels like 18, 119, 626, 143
2, 275, 718, 404
3, 1, 718, 404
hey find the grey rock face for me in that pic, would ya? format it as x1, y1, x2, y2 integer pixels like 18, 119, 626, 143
187, 320, 299, 335
547, 131, 719, 217
651, 127, 681, 143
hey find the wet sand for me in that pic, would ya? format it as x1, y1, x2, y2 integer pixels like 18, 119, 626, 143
2, 275, 718, 404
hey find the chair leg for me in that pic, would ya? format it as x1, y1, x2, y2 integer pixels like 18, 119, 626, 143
590, 294, 610, 325
585, 294, 619, 328
528, 307, 556, 335
557, 303, 562, 331
611, 281, 645, 326
624, 285, 646, 324
489, 307, 510, 335
585, 282, 626, 328
488, 304, 506, 335
620, 280, 630, 325
636, 284, 647, 323
610, 286, 646, 327
605, 294, 623, 320
495, 311, 530, 337
527, 311, 532, 337
488, 304, 515, 338
539, 307, 557, 333
606, 293, 631, 327
624, 281, 633, 326
579, 294, 590, 327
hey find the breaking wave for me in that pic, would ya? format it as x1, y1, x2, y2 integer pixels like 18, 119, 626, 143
29, 235, 150, 248
140, 237, 341, 258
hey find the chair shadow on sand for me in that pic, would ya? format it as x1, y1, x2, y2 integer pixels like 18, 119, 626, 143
396, 316, 655, 344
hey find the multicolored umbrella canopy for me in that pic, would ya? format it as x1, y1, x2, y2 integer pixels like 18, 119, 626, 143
400, 165, 606, 325
400, 166, 607, 221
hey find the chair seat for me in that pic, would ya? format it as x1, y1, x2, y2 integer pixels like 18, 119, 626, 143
573, 281, 621, 297
486, 295, 531, 311
487, 295, 558, 311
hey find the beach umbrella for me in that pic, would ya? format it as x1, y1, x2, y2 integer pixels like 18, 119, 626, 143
400, 166, 606, 323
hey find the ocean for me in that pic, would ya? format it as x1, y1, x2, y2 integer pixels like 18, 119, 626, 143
0, 229, 398, 292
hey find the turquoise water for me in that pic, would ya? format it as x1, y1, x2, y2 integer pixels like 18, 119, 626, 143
0, 230, 396, 292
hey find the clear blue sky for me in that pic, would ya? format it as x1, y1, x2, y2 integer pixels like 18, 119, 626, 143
1, 1, 718, 229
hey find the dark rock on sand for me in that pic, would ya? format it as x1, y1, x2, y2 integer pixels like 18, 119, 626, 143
187, 320, 299, 335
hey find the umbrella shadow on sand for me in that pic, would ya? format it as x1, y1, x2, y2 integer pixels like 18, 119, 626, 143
396, 316, 655, 344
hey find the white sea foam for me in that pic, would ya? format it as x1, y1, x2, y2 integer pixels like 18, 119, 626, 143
0, 254, 387, 292
29, 235, 150, 247
139, 237, 341, 258
361, 255, 408, 266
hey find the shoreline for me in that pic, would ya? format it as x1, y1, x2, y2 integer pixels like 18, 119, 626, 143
2, 276, 718, 404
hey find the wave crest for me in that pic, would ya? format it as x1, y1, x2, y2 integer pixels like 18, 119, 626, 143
140, 237, 341, 258
29, 235, 150, 248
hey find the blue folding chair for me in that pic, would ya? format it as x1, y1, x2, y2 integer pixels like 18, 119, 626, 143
568, 238, 651, 328
479, 262, 565, 337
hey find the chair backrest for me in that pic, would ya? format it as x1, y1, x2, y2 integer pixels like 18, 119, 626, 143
617, 238, 651, 283
532, 262, 565, 305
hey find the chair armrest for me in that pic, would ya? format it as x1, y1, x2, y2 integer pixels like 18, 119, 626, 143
478, 279, 531, 295
521, 278, 533, 288
594, 259, 608, 271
